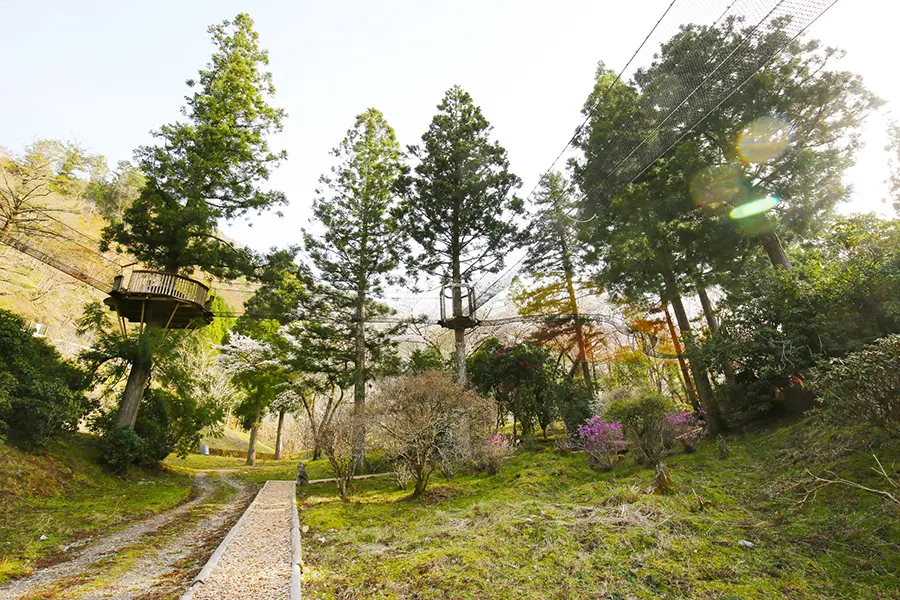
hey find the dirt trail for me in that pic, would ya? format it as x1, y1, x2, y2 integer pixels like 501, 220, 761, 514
0, 471, 253, 600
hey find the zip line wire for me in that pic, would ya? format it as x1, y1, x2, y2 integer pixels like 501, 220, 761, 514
2, 0, 842, 333
471, 0, 839, 313
469, 0, 686, 305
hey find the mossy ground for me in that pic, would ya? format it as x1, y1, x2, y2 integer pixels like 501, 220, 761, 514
297, 416, 899, 599
0, 434, 194, 584
163, 453, 298, 471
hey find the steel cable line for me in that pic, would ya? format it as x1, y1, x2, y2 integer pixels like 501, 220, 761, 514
472, 0, 836, 313
469, 0, 690, 305
472, 0, 740, 306
622, 0, 842, 187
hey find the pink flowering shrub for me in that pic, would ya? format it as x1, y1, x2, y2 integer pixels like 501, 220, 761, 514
576, 417, 625, 470
480, 432, 514, 475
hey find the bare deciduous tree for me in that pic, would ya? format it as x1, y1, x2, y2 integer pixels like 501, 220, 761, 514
369, 372, 494, 497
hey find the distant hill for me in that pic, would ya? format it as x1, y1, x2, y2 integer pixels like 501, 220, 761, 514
0, 193, 253, 356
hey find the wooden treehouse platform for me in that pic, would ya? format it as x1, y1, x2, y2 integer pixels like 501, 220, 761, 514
104, 270, 214, 329
437, 316, 480, 329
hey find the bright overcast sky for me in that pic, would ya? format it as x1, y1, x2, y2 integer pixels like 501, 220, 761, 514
1, 0, 898, 259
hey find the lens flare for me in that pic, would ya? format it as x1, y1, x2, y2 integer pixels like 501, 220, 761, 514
689, 164, 746, 210
735, 116, 794, 164
729, 195, 780, 220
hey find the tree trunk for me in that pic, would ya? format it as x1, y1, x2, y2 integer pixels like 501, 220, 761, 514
413, 471, 427, 497
274, 408, 286, 461
353, 288, 367, 465
663, 303, 699, 411
663, 272, 727, 435
114, 327, 152, 429
696, 283, 736, 383
696, 285, 719, 333
563, 265, 593, 392
451, 258, 467, 386
246, 400, 261, 466
761, 231, 792, 269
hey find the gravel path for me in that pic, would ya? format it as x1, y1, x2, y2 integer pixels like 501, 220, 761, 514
80, 474, 252, 600
0, 471, 251, 600
191, 480, 295, 600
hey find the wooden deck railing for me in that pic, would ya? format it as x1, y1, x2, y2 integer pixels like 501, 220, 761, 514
123, 270, 209, 306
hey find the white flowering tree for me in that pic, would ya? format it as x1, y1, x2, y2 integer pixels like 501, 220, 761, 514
219, 332, 286, 465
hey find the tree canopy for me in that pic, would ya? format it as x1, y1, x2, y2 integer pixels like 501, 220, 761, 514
101, 13, 287, 278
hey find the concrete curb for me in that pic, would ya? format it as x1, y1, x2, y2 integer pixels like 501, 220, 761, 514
290, 482, 303, 600
179, 481, 269, 600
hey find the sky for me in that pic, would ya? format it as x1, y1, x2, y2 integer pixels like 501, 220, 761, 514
1, 0, 898, 267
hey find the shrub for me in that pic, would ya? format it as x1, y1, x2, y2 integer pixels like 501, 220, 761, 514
99, 426, 145, 473
93, 388, 173, 472
576, 417, 624, 470
134, 389, 174, 463
557, 383, 594, 436
481, 432, 514, 475
316, 407, 361, 500
666, 410, 703, 453
370, 372, 494, 497
0, 309, 93, 448
605, 390, 672, 467
468, 339, 558, 439
699, 217, 900, 420
811, 335, 900, 436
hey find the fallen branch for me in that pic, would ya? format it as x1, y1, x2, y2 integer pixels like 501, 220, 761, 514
796, 454, 899, 507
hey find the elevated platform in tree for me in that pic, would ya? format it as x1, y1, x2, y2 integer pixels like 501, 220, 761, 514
437, 316, 480, 330
104, 270, 214, 329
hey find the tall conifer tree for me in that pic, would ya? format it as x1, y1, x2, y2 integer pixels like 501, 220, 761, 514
400, 86, 524, 384
100, 14, 287, 428
304, 108, 406, 462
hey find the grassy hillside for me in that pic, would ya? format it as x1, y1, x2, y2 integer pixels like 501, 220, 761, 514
296, 417, 900, 599
199, 426, 275, 454
0, 190, 252, 357
0, 434, 193, 583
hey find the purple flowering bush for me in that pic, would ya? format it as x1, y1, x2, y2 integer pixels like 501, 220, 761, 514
576, 417, 625, 470
666, 410, 703, 453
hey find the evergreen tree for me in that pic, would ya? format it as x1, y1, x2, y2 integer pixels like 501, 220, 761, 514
303, 108, 406, 462
99, 13, 287, 429
400, 86, 524, 384
573, 25, 881, 431
101, 13, 286, 277
516, 171, 599, 391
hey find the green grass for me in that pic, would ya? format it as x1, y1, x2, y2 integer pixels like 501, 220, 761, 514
199, 427, 275, 454
0, 434, 194, 584
164, 453, 298, 470
297, 417, 900, 599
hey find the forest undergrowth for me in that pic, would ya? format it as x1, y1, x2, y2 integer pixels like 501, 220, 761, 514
296, 416, 899, 599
